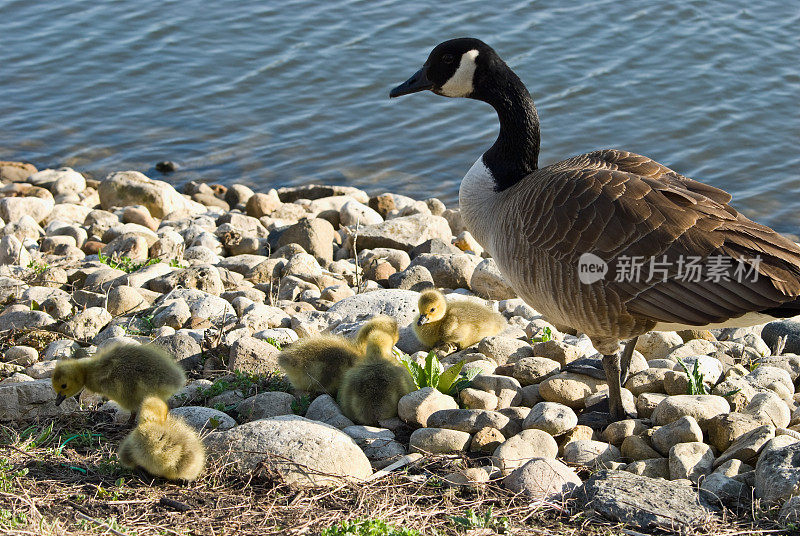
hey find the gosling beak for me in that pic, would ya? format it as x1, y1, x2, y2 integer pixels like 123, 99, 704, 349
390, 66, 433, 98
54, 393, 66, 406
417, 316, 429, 326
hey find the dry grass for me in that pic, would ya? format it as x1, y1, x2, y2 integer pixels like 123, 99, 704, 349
0, 413, 794, 536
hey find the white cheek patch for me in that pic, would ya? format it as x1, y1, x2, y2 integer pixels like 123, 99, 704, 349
440, 49, 479, 98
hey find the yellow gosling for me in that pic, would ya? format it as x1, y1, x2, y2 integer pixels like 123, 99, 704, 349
338, 331, 416, 425
118, 397, 205, 481
52, 344, 185, 418
277, 334, 362, 395
413, 289, 505, 352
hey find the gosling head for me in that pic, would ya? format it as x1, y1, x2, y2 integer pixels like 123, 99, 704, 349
364, 331, 396, 361
357, 315, 400, 347
51, 360, 87, 405
417, 289, 447, 326
389, 37, 499, 100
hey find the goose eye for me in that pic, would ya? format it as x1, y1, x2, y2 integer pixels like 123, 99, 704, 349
442, 54, 455, 64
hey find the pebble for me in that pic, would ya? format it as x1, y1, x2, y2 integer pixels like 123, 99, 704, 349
409, 427, 471, 454
523, 401, 577, 436
493, 429, 558, 476
503, 457, 582, 501
562, 439, 621, 467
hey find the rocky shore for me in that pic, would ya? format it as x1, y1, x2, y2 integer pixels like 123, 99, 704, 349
0, 160, 799, 534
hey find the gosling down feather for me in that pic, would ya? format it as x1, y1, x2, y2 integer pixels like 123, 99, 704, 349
391, 38, 800, 421
338, 330, 416, 425
52, 343, 185, 413
413, 289, 505, 352
118, 396, 205, 481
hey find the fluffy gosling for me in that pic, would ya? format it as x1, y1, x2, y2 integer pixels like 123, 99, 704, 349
118, 397, 205, 481
278, 334, 362, 395
354, 315, 399, 352
338, 330, 416, 425
413, 289, 505, 352
52, 344, 185, 420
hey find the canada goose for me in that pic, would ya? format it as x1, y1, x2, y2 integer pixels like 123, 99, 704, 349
278, 334, 362, 395
354, 315, 400, 352
52, 344, 185, 422
338, 330, 416, 425
413, 289, 505, 352
390, 38, 800, 421
118, 396, 205, 481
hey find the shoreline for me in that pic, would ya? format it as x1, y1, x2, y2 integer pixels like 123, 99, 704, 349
0, 160, 798, 535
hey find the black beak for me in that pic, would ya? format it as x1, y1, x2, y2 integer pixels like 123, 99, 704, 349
417, 316, 429, 326
390, 66, 433, 98
55, 393, 66, 406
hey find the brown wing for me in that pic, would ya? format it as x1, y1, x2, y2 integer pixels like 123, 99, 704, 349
514, 149, 800, 325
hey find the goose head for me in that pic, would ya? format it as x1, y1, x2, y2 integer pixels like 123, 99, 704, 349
390, 37, 500, 99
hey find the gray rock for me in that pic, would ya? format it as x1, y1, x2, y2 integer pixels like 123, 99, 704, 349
635, 331, 685, 360
99, 170, 195, 219
409, 427, 471, 454
651, 395, 730, 431
761, 319, 800, 355
503, 457, 582, 501
459, 388, 498, 410
343, 426, 406, 464
745, 366, 795, 398
779, 496, 800, 522
538, 372, 607, 409
426, 408, 512, 435
397, 388, 459, 427
228, 336, 281, 375
651, 416, 704, 456
3, 346, 38, 367
206, 415, 371, 487
743, 391, 791, 428
576, 470, 718, 531
408, 253, 482, 290
563, 440, 622, 467
153, 332, 203, 370
477, 336, 535, 366
620, 434, 662, 461
670, 442, 715, 483
624, 458, 670, 479
715, 424, 776, 467
493, 429, 558, 475
755, 441, 800, 505
0, 378, 79, 421
624, 368, 669, 396
387, 264, 435, 292
350, 214, 452, 252
58, 307, 112, 340
470, 258, 517, 300
470, 374, 522, 409
699, 472, 749, 508
602, 419, 650, 447
237, 391, 295, 422
0, 308, 56, 332
171, 406, 236, 431
523, 401, 577, 436
152, 299, 191, 329
509, 357, 561, 386
305, 394, 354, 429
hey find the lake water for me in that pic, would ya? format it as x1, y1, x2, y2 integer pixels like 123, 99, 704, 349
1, 0, 798, 232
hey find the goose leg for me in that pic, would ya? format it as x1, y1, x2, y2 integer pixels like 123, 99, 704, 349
602, 352, 625, 422
619, 336, 638, 386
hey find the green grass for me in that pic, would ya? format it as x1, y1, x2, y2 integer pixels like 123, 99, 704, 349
0, 509, 27, 529
201, 370, 293, 400
292, 394, 311, 415
321, 519, 423, 536
531, 326, 553, 343
0, 459, 28, 492
98, 252, 162, 274
26, 260, 50, 275
676, 357, 708, 395
451, 507, 510, 533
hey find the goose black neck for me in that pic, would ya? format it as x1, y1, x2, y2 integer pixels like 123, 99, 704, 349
473, 62, 540, 192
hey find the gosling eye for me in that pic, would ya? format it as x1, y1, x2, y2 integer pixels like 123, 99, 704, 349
429, 308, 435, 312
61, 383, 67, 389
442, 53, 455, 64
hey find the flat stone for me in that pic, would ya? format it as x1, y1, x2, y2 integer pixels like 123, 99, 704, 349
620, 435, 662, 461
699, 473, 748, 508
624, 458, 670, 479
538, 372, 607, 409
715, 424, 775, 467
503, 457, 582, 502
523, 401, 578, 436
670, 442, 715, 483
206, 415, 371, 487
743, 391, 790, 428
477, 336, 535, 366
755, 441, 800, 505
171, 406, 236, 431
562, 439, 622, 467
493, 429, 558, 476
624, 368, 669, 396
426, 408, 512, 435
651, 395, 730, 431
398, 387, 458, 427
576, 470, 718, 532
651, 415, 704, 456
409, 428, 471, 454
459, 388, 498, 410
229, 336, 281, 375
305, 394, 354, 429
469, 427, 505, 453
0, 378, 79, 421
350, 214, 452, 253
237, 391, 295, 422
509, 356, 561, 386
469, 374, 522, 409
636, 392, 668, 419
635, 331, 685, 360
706, 412, 764, 452
602, 419, 650, 447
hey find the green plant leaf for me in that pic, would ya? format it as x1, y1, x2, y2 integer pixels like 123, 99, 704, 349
437, 360, 465, 394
